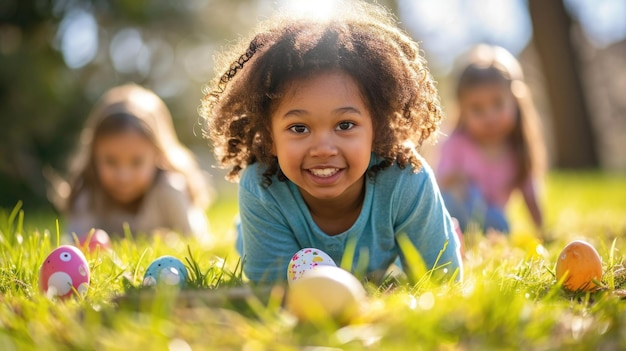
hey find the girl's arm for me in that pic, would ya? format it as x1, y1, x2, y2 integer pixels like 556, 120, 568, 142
437, 172, 469, 202
436, 134, 469, 200
521, 177, 543, 230
395, 164, 463, 282
238, 186, 301, 283
66, 191, 97, 237
156, 173, 210, 238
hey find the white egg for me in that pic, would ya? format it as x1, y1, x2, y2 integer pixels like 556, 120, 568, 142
287, 248, 336, 285
286, 266, 366, 324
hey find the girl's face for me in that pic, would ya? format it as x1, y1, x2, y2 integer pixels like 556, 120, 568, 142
270, 70, 374, 202
459, 82, 518, 145
94, 130, 159, 204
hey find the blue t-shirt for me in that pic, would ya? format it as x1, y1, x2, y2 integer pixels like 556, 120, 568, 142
238, 154, 462, 283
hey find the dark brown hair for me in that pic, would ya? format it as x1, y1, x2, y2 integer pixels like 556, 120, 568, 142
200, 1, 443, 185
455, 45, 546, 186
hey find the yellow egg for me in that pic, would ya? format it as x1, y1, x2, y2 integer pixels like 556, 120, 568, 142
555, 240, 603, 292
286, 266, 366, 324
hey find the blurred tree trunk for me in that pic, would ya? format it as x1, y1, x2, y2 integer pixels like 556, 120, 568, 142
528, 0, 599, 168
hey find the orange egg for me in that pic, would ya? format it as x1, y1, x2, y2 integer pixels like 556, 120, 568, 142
555, 240, 603, 292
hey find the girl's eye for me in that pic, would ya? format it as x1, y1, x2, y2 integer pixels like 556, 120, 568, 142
470, 105, 484, 116
131, 157, 145, 168
493, 97, 505, 110
288, 125, 309, 134
104, 157, 118, 167
336, 121, 355, 131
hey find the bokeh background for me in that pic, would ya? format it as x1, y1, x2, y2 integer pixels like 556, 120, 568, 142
1, 0, 625, 211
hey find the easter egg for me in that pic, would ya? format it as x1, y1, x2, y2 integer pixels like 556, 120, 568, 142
39, 245, 90, 299
287, 248, 336, 285
556, 240, 603, 292
142, 256, 188, 288
78, 228, 112, 253
286, 266, 366, 324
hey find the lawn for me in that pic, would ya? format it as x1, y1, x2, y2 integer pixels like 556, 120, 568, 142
1, 172, 626, 350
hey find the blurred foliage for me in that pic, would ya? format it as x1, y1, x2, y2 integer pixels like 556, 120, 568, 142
0, 0, 270, 209
2, 0, 623, 210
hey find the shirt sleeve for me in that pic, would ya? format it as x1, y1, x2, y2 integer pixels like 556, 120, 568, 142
66, 190, 98, 237
395, 163, 463, 281
238, 185, 301, 284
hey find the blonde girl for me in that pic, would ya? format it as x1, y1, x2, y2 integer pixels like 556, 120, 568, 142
65, 84, 212, 239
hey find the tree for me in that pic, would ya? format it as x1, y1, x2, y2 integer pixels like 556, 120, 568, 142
0, 0, 258, 209
527, 0, 599, 168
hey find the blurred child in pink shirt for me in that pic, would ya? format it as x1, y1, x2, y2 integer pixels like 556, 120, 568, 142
437, 45, 546, 235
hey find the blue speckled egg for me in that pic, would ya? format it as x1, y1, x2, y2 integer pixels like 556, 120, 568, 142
142, 256, 188, 288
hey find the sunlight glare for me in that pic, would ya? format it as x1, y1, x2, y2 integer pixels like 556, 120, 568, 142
565, 0, 626, 48
281, 0, 338, 20
399, 0, 532, 71
56, 9, 98, 69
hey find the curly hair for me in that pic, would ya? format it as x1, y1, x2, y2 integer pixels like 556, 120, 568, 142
200, 1, 443, 185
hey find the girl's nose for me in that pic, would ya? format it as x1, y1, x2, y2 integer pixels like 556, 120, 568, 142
487, 106, 502, 122
115, 168, 133, 184
309, 132, 338, 158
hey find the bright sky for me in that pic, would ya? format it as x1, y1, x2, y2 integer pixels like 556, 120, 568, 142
398, 0, 626, 72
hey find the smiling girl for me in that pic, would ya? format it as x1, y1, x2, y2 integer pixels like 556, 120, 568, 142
201, 1, 462, 283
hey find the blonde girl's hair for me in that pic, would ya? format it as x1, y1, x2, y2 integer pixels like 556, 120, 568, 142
65, 84, 211, 212
455, 44, 546, 186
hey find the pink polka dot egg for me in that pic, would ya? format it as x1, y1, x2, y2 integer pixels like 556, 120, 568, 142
39, 245, 90, 299
287, 248, 336, 285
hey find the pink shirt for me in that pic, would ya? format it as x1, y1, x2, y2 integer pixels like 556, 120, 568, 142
437, 132, 533, 209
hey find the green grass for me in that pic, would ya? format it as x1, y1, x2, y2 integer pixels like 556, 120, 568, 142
1, 172, 626, 350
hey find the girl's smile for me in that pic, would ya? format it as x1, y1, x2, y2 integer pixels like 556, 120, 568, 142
270, 69, 373, 209
306, 166, 344, 186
